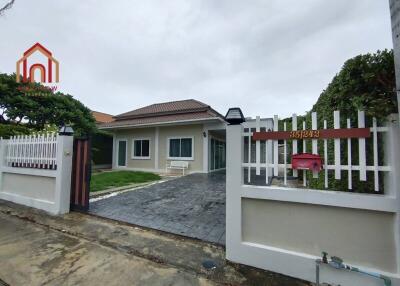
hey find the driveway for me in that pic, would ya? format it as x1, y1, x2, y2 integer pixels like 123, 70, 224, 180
89, 171, 226, 245
0, 200, 309, 286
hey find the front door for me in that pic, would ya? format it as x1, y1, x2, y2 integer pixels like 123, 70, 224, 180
117, 140, 127, 167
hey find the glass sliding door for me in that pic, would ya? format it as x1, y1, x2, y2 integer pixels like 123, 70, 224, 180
209, 137, 226, 171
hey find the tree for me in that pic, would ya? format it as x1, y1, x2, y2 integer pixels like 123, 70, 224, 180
0, 73, 97, 137
311, 49, 396, 121
281, 49, 396, 193
0, 0, 15, 15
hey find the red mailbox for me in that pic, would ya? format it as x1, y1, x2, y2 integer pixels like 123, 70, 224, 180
292, 153, 323, 172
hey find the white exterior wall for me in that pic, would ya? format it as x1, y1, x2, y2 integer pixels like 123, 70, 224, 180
114, 128, 156, 170
242, 199, 396, 272
112, 121, 226, 173
0, 135, 73, 215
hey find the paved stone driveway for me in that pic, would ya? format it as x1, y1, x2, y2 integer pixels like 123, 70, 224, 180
89, 171, 226, 245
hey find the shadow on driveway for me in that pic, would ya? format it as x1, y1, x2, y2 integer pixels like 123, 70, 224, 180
89, 171, 226, 245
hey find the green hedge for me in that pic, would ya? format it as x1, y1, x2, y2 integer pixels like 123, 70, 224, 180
280, 50, 396, 194
92, 132, 113, 165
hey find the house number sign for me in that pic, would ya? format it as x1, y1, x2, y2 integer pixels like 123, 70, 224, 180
252, 128, 371, 141
289, 130, 320, 139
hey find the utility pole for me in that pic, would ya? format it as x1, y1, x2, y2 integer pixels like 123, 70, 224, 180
389, 0, 400, 119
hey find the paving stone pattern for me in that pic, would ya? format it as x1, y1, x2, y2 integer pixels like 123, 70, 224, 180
89, 171, 226, 245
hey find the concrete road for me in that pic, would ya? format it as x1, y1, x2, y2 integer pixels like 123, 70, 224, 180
0, 200, 310, 286
0, 213, 214, 286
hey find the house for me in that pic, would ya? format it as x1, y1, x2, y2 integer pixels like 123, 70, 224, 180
99, 99, 228, 173
92, 111, 114, 124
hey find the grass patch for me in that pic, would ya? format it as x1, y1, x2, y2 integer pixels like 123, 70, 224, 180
90, 170, 161, 192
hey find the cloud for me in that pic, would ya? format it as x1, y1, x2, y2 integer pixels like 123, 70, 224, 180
0, 0, 393, 118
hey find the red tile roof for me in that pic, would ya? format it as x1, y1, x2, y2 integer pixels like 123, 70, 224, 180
92, 111, 114, 123
115, 99, 210, 119
100, 99, 224, 128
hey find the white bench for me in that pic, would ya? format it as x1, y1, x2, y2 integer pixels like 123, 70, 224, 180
166, 161, 189, 175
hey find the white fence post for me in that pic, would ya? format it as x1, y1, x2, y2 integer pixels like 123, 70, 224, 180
347, 119, 352, 190
292, 114, 298, 177
54, 135, 74, 214
226, 124, 243, 256
256, 116, 261, 176
273, 115, 278, 176
311, 112, 318, 178
0, 139, 6, 191
334, 110, 341, 180
358, 111, 367, 181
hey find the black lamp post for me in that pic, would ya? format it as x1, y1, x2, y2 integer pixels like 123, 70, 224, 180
224, 107, 245, 125
58, 124, 74, 136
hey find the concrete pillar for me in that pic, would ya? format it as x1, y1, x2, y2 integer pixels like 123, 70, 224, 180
226, 124, 243, 258
389, 0, 400, 120
54, 135, 74, 214
389, 1, 400, 274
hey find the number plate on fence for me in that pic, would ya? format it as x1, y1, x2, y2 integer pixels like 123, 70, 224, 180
252, 128, 371, 140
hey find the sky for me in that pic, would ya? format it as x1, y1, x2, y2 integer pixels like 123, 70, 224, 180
0, 0, 394, 118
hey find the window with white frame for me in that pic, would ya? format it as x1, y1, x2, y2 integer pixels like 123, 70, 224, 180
132, 139, 150, 159
168, 137, 193, 160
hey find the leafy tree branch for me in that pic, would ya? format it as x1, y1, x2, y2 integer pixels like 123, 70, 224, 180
0, 0, 15, 16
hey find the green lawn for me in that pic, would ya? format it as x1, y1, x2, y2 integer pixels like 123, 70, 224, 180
90, 170, 161, 192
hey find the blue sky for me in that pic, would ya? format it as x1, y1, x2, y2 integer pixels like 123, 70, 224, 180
0, 0, 394, 118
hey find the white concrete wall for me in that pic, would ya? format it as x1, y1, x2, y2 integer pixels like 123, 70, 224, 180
2, 173, 56, 201
242, 199, 396, 273
0, 135, 73, 215
226, 123, 400, 286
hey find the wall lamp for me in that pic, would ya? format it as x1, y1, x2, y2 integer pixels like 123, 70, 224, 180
59, 124, 74, 136
224, 107, 245, 125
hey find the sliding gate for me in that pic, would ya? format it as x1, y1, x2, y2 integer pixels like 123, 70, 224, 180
70, 138, 91, 211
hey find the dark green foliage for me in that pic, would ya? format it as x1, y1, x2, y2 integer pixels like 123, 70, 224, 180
0, 123, 31, 137
311, 49, 396, 121
0, 73, 97, 137
92, 132, 113, 165
281, 50, 396, 193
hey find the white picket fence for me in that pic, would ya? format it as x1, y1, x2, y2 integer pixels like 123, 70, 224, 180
226, 112, 400, 285
4, 133, 58, 169
243, 110, 391, 192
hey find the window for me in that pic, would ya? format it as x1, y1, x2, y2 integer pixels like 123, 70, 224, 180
168, 137, 193, 160
132, 139, 150, 159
